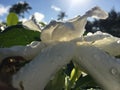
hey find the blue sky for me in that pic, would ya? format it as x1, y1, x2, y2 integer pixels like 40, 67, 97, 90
0, 0, 120, 23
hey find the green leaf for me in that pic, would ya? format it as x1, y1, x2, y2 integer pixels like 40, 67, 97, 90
39, 22, 46, 27
74, 75, 100, 89
65, 76, 70, 90
0, 25, 40, 47
7, 13, 18, 26
70, 68, 81, 81
69, 67, 81, 89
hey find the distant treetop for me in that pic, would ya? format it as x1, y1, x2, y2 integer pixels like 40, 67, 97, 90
9, 1, 32, 18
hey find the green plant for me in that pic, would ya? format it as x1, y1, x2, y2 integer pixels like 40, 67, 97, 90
0, 25, 40, 48
9, 1, 32, 18
45, 62, 101, 90
6, 13, 18, 26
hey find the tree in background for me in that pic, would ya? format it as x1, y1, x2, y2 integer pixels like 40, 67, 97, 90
9, 1, 32, 18
85, 21, 93, 33
57, 11, 67, 21
86, 8, 120, 37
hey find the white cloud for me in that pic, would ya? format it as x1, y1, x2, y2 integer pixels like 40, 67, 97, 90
51, 5, 61, 12
0, 4, 10, 16
20, 18, 28, 23
30, 12, 45, 22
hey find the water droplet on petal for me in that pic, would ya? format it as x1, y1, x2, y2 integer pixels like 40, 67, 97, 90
111, 68, 118, 75
117, 40, 120, 44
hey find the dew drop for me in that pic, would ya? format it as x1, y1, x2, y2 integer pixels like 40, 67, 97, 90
117, 40, 120, 44
111, 68, 118, 75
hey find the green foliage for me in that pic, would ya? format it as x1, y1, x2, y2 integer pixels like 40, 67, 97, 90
45, 62, 101, 90
86, 8, 120, 37
65, 66, 81, 90
9, 1, 32, 18
39, 22, 46, 28
7, 13, 18, 26
57, 11, 67, 21
0, 25, 40, 47
74, 75, 100, 90
0, 24, 40, 87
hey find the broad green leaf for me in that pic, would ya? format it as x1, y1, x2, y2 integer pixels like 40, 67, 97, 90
74, 75, 100, 89
64, 65, 82, 90
69, 67, 81, 88
0, 25, 40, 47
70, 67, 81, 82
7, 13, 18, 26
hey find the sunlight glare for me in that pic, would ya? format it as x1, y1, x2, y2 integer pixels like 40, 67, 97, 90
69, 0, 91, 8
67, 0, 91, 15
71, 0, 89, 6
